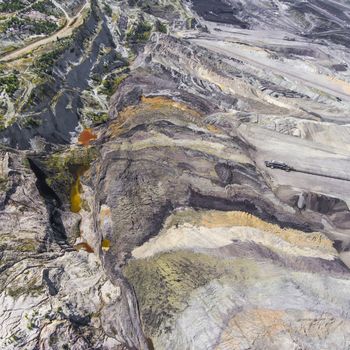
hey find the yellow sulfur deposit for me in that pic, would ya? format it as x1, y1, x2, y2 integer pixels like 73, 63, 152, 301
70, 176, 82, 213
101, 239, 111, 251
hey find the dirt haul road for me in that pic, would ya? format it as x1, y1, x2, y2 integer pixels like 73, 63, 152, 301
0, 0, 89, 62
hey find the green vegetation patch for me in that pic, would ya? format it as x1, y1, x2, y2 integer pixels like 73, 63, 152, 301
30, 19, 58, 35
0, 175, 7, 191
127, 0, 187, 20
0, 236, 38, 252
126, 21, 153, 43
17, 238, 37, 252
87, 112, 109, 126
103, 2, 112, 17
0, 114, 6, 131
34, 38, 72, 76
43, 147, 98, 202
32, 0, 60, 16
156, 20, 167, 34
0, 0, 26, 13
124, 251, 258, 336
100, 73, 128, 96
21, 115, 42, 128
0, 16, 58, 35
0, 73, 19, 96
8, 276, 44, 299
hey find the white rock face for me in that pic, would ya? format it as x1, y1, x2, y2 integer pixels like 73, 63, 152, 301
0, 150, 148, 349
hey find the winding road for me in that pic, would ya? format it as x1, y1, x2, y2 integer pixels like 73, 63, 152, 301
0, 0, 89, 62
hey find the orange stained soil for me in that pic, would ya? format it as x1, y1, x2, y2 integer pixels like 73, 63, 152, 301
78, 128, 97, 146
108, 95, 203, 137
74, 242, 94, 253
140, 96, 202, 117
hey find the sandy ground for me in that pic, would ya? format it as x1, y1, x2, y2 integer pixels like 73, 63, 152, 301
238, 124, 350, 204
132, 223, 336, 260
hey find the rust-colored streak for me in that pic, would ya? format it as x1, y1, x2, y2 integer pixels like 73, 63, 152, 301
74, 242, 94, 253
107, 95, 203, 137
78, 128, 97, 146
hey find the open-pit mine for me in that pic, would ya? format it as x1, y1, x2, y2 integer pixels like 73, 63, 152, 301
0, 0, 350, 349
